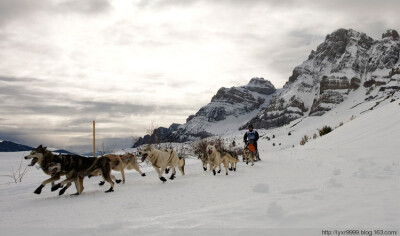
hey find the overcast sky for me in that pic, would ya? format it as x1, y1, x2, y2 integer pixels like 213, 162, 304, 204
1, 0, 399, 153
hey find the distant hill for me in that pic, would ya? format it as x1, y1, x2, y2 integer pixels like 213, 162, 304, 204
52, 149, 76, 155
0, 140, 34, 152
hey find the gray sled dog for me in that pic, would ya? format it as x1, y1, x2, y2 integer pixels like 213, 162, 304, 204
93, 153, 146, 185
140, 145, 185, 183
243, 148, 255, 166
47, 154, 115, 195
24, 145, 83, 195
223, 151, 239, 172
206, 145, 238, 175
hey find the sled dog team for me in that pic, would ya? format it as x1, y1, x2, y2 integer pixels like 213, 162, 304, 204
24, 142, 257, 196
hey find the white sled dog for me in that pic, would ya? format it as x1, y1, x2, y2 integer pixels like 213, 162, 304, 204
207, 145, 238, 176
140, 145, 185, 183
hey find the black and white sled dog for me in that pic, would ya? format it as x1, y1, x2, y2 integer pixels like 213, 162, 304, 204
25, 145, 115, 195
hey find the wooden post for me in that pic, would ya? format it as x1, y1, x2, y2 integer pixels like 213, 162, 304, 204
93, 120, 96, 157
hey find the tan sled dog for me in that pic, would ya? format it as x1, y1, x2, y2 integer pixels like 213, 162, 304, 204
92, 153, 146, 185
243, 148, 255, 166
221, 151, 239, 172
206, 145, 230, 176
140, 145, 185, 183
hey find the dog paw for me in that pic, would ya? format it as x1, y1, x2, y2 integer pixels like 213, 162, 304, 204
59, 187, 67, 196
229, 168, 233, 171
217, 170, 221, 174
203, 167, 207, 171
234, 168, 236, 172
160, 177, 167, 183
105, 188, 114, 193
165, 169, 170, 174
116, 179, 122, 184
142, 173, 146, 177
51, 183, 61, 192
226, 173, 228, 175
34, 185, 44, 194
251, 163, 254, 166
246, 162, 249, 165
98, 181, 105, 186
213, 170, 216, 176
70, 193, 80, 196
169, 175, 176, 180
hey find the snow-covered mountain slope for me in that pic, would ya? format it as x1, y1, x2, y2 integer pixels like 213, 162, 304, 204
247, 28, 400, 129
1, 98, 399, 235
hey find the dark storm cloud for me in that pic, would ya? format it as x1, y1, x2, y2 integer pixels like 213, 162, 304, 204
0, 75, 43, 83
0, 0, 45, 26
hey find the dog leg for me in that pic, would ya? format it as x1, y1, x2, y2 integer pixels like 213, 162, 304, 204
158, 165, 168, 183
120, 169, 126, 183
35, 174, 61, 194
101, 169, 115, 193
78, 177, 84, 194
169, 166, 177, 180
51, 183, 62, 192
53, 175, 78, 192
111, 174, 121, 184
222, 161, 229, 176
169, 173, 175, 180
210, 163, 216, 175
179, 162, 185, 176
59, 184, 70, 196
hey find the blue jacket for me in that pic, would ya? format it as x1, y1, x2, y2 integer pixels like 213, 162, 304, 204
243, 130, 259, 143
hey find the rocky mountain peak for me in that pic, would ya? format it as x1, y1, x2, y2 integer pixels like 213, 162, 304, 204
245, 77, 276, 95
382, 29, 400, 41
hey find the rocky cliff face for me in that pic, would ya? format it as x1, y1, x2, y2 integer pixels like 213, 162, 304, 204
246, 28, 400, 129
133, 78, 277, 146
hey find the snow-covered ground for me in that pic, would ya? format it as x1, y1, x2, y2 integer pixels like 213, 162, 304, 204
1, 98, 399, 235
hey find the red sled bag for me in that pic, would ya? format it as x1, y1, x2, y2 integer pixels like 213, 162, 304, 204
247, 143, 256, 153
